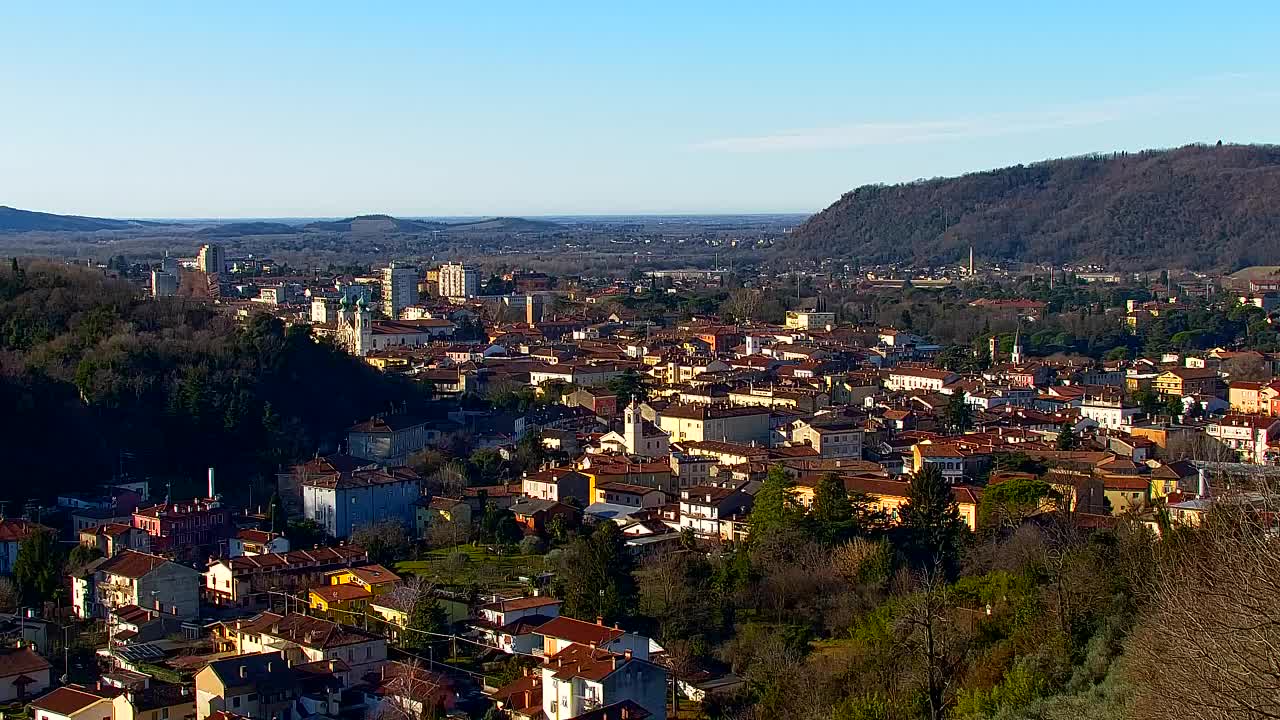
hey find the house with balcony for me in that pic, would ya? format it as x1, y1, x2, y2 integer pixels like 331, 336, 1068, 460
72, 550, 199, 622
678, 486, 753, 539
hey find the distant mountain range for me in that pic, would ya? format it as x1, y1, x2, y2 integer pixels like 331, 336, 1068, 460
0, 208, 563, 235
0, 206, 164, 233
786, 144, 1280, 271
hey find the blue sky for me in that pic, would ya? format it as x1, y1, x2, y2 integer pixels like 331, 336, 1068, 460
2, 2, 1278, 217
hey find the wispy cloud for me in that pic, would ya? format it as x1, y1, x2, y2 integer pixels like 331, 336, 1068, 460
692, 107, 1121, 153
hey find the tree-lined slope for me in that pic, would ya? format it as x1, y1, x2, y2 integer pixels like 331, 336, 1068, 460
787, 144, 1280, 270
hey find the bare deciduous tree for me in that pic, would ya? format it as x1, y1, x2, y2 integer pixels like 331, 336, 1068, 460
1127, 500, 1280, 720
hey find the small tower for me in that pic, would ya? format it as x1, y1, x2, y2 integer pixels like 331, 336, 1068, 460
968, 246, 975, 276
1011, 328, 1024, 365
988, 335, 999, 363
353, 296, 372, 357
623, 399, 643, 455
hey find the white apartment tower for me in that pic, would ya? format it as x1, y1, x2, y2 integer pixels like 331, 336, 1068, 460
381, 263, 418, 318
439, 262, 479, 299
197, 243, 225, 275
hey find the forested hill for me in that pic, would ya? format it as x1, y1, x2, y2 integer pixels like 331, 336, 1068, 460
786, 144, 1280, 271
0, 261, 429, 504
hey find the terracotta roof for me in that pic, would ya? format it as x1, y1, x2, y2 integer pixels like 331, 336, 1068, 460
535, 616, 624, 647
544, 643, 628, 682
222, 545, 368, 573
236, 529, 279, 544
97, 550, 172, 579
310, 584, 373, 604
0, 520, 49, 544
31, 686, 114, 715
0, 645, 50, 679
345, 564, 401, 586
233, 612, 381, 649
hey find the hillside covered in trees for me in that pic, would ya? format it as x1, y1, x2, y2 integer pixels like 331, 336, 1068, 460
0, 261, 427, 504
786, 144, 1280, 271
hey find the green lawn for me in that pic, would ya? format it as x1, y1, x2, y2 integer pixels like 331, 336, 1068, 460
395, 545, 551, 591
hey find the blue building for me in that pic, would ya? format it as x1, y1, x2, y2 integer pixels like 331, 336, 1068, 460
301, 466, 421, 539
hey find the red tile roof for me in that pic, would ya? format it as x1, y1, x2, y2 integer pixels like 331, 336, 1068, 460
535, 616, 624, 647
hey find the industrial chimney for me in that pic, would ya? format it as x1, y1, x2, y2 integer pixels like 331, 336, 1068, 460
208, 468, 216, 499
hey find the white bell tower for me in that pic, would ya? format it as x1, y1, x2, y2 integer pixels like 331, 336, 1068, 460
623, 399, 642, 455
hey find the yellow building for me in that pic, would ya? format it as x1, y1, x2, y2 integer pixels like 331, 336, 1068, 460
308, 564, 401, 615
1153, 368, 1220, 398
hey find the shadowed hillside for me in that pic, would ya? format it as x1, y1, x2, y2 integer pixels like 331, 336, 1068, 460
786, 144, 1280, 271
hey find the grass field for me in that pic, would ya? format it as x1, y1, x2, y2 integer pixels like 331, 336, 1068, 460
395, 544, 552, 592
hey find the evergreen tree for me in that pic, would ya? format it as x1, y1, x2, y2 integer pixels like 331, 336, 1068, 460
945, 392, 973, 434
555, 520, 636, 622
897, 465, 967, 577
268, 493, 287, 534
1055, 423, 1079, 450
749, 465, 803, 541
811, 473, 853, 543
14, 530, 62, 606
404, 582, 449, 652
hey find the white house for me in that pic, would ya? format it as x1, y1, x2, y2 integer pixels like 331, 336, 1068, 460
885, 368, 957, 392
1078, 396, 1141, 430
678, 486, 753, 539
1205, 415, 1280, 464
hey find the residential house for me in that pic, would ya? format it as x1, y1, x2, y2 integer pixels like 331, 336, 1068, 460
31, 686, 117, 720
842, 476, 983, 531
473, 596, 564, 655
510, 499, 580, 533
678, 486, 753, 539
309, 565, 401, 616
790, 418, 864, 459
668, 452, 717, 489
538, 643, 667, 720
132, 498, 233, 562
347, 415, 431, 466
535, 616, 653, 660
0, 520, 51, 575
656, 404, 771, 445
415, 497, 471, 539
220, 612, 387, 675
1205, 415, 1280, 464
302, 466, 420, 540
522, 469, 592, 505
78, 524, 151, 558
1228, 381, 1265, 415
73, 550, 199, 621
884, 368, 957, 392
194, 652, 300, 720
592, 483, 667, 509
911, 443, 968, 483
204, 546, 369, 610
228, 530, 289, 558
0, 643, 51, 701
1153, 368, 1221, 398
112, 681, 196, 720
1078, 395, 1141, 430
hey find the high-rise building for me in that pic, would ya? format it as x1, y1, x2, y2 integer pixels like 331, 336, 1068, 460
197, 244, 225, 275
438, 262, 479, 299
151, 269, 177, 297
381, 263, 418, 318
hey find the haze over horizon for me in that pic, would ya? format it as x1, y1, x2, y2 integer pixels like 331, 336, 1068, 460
3, 2, 1279, 218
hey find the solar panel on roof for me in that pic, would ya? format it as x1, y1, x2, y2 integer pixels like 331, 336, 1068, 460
114, 643, 166, 663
